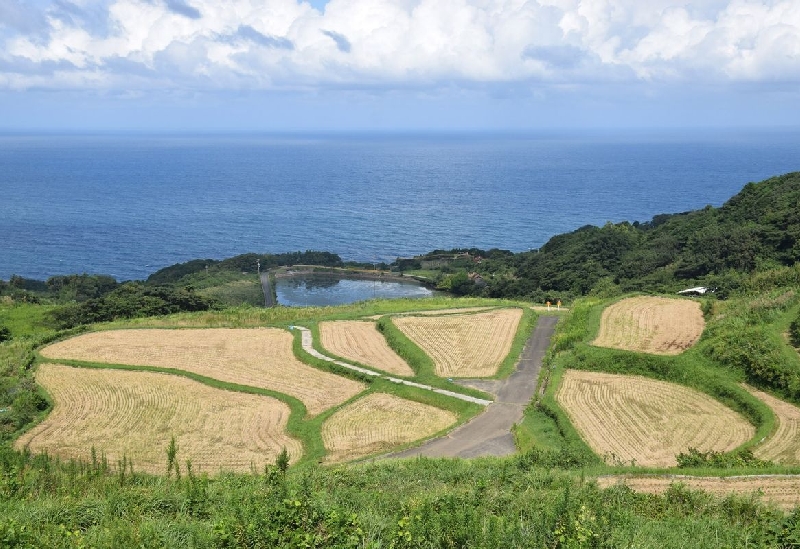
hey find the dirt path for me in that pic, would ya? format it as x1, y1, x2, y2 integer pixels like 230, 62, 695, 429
391, 315, 558, 458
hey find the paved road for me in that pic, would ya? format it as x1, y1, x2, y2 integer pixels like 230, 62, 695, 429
260, 272, 276, 307
391, 315, 559, 458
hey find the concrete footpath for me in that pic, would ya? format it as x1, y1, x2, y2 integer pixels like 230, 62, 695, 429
292, 326, 492, 406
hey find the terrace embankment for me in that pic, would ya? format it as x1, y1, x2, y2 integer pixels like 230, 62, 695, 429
392, 315, 558, 458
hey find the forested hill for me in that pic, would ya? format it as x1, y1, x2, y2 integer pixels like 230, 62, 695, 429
440, 172, 800, 300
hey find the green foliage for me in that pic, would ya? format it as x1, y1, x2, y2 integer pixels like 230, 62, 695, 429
197, 278, 264, 307
276, 447, 290, 476
0, 327, 10, 343
435, 271, 475, 296
45, 274, 118, 302
146, 251, 343, 286
166, 436, 179, 478
700, 288, 800, 402
676, 448, 772, 469
49, 283, 219, 329
7, 275, 48, 293
790, 313, 800, 348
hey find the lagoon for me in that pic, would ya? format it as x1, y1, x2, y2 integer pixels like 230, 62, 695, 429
274, 275, 436, 307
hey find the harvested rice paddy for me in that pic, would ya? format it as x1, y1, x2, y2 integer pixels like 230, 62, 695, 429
393, 308, 523, 377
319, 321, 413, 376
745, 385, 800, 464
40, 328, 365, 416
593, 296, 704, 355
16, 364, 302, 474
556, 370, 754, 467
321, 393, 457, 462
598, 475, 800, 511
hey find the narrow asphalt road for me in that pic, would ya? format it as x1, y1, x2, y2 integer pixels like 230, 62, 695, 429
390, 315, 559, 459
260, 272, 276, 307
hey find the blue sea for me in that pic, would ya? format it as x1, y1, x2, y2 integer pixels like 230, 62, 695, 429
1, 130, 798, 281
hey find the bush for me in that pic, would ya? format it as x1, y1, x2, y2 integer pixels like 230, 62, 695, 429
790, 314, 800, 348
676, 448, 771, 469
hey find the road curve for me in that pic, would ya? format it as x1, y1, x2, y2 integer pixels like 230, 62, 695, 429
390, 315, 559, 459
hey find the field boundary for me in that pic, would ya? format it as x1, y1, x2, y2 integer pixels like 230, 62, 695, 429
391, 315, 559, 458
292, 325, 492, 406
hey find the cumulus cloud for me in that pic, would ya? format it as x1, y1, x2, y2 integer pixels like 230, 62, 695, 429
0, 0, 798, 94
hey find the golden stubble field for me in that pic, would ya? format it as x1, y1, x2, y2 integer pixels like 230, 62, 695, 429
321, 392, 457, 462
392, 308, 523, 377
16, 364, 303, 473
745, 385, 800, 464
556, 370, 754, 467
319, 321, 414, 376
597, 475, 800, 511
40, 328, 365, 416
593, 296, 704, 355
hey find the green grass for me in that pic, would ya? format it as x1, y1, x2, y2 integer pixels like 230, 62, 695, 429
197, 278, 263, 307
2, 447, 796, 548
493, 307, 537, 379
0, 302, 58, 338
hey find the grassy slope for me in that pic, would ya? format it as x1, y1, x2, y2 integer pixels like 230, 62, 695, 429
5, 285, 800, 546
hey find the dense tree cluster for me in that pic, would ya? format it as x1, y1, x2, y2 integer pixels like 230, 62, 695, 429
48, 283, 219, 329
146, 250, 343, 285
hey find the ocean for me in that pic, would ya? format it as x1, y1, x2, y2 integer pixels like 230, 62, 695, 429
1, 130, 798, 281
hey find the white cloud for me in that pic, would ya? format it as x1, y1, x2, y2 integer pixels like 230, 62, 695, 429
0, 0, 798, 94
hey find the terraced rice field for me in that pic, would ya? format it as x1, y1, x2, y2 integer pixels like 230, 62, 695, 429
745, 385, 800, 464
396, 307, 498, 316
40, 328, 365, 416
319, 321, 414, 376
597, 475, 800, 511
16, 364, 302, 473
392, 308, 523, 377
363, 307, 496, 321
321, 393, 457, 462
556, 370, 754, 467
593, 296, 704, 355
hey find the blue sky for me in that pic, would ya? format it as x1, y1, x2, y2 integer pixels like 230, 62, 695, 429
0, 0, 798, 131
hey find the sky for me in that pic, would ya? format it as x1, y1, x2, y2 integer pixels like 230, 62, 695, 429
0, 0, 798, 131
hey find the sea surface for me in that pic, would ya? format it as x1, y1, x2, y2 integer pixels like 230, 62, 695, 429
1, 130, 798, 281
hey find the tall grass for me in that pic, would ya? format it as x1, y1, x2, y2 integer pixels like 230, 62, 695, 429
2, 446, 797, 548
